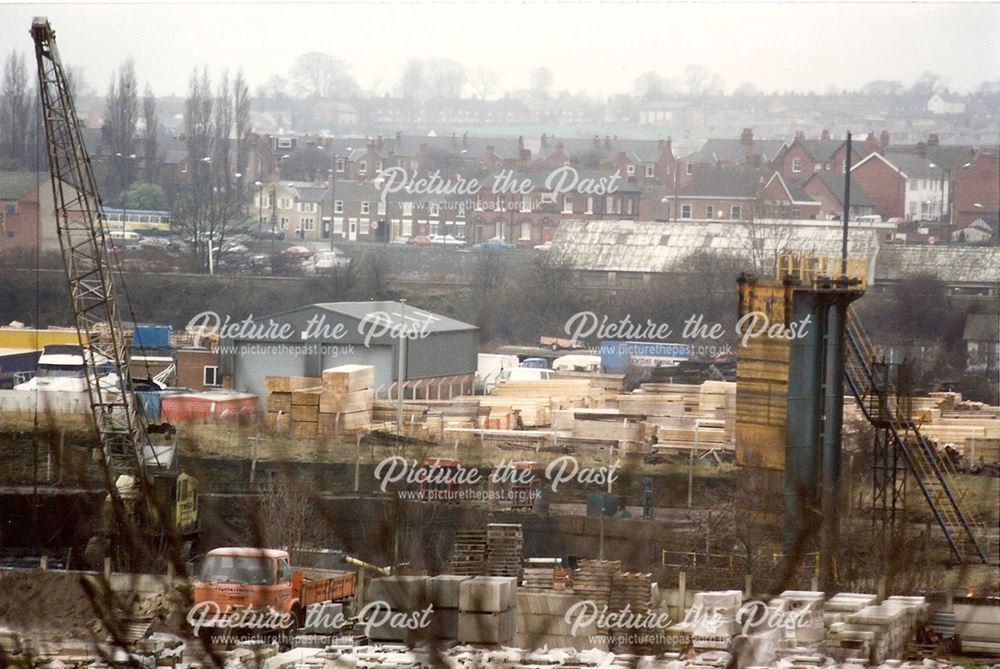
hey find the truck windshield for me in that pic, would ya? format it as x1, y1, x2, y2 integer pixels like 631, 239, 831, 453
199, 555, 274, 585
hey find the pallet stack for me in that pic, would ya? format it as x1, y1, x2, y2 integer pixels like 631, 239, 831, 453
318, 364, 374, 436
449, 529, 488, 576
609, 572, 653, 612
264, 376, 321, 434
290, 386, 323, 438
486, 523, 523, 579
572, 559, 621, 603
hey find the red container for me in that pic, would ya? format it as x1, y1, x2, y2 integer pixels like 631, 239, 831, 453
160, 392, 258, 422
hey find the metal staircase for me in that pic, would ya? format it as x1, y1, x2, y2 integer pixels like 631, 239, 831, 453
843, 306, 987, 563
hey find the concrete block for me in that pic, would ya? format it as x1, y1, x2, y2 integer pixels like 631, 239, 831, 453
367, 575, 428, 612
458, 609, 517, 644
427, 575, 472, 609
459, 576, 517, 613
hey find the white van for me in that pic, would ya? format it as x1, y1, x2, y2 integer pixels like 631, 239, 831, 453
552, 354, 602, 373
107, 229, 140, 242
500, 367, 555, 382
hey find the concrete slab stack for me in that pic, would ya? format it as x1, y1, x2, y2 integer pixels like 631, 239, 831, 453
425, 574, 471, 642
842, 603, 909, 664
777, 590, 826, 645
514, 591, 607, 651
458, 576, 518, 644
486, 523, 523, 579
365, 575, 428, 643
688, 590, 743, 650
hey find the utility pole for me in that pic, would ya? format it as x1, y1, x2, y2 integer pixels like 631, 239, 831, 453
396, 300, 407, 435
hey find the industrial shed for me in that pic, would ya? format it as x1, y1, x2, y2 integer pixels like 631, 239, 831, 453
550, 219, 881, 286
219, 301, 478, 406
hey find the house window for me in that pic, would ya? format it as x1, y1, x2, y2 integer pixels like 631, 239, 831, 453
4, 202, 17, 215
626, 164, 635, 176
334, 200, 344, 214
645, 164, 655, 178
685, 163, 693, 176
520, 221, 532, 240
359, 160, 367, 173
402, 219, 413, 236
333, 217, 343, 234
541, 192, 556, 204
586, 196, 594, 214
300, 202, 316, 213
304, 218, 315, 231
521, 194, 532, 211
429, 202, 440, 216
203, 366, 220, 387
563, 196, 573, 214
731, 205, 742, 219
361, 201, 370, 215
842, 160, 847, 173
280, 197, 292, 209
626, 199, 634, 216
378, 200, 386, 215
792, 158, 802, 173
335, 158, 345, 173
681, 204, 692, 219
909, 181, 918, 191
705, 205, 715, 219
280, 217, 289, 230
457, 202, 466, 218
402, 202, 413, 216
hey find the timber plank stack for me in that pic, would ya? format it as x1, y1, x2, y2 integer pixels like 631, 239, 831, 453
486, 523, 523, 579
572, 559, 620, 603
290, 385, 322, 438
907, 392, 1000, 464
449, 529, 487, 576
264, 375, 320, 434
318, 364, 374, 436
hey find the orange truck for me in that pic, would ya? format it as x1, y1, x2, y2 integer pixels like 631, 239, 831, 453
191, 547, 355, 634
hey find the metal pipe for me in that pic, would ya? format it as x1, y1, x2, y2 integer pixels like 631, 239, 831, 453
842, 132, 852, 276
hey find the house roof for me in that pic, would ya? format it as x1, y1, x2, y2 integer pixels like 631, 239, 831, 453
0, 172, 46, 200
685, 138, 787, 165
886, 144, 975, 171
887, 153, 946, 179
805, 171, 875, 207
679, 168, 772, 198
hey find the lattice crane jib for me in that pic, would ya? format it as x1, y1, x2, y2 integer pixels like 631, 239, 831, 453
31, 17, 157, 481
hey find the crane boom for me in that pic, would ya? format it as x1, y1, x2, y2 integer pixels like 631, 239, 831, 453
31, 17, 160, 480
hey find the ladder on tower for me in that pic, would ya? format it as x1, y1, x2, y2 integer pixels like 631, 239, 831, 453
843, 306, 987, 564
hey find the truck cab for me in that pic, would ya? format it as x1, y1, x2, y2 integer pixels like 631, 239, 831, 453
194, 547, 296, 618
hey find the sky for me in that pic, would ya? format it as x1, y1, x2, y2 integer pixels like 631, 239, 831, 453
0, 1, 998, 99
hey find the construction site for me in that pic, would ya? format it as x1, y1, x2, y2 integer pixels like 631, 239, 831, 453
1, 14, 999, 669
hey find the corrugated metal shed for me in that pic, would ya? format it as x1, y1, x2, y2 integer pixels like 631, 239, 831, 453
551, 220, 880, 276
874, 245, 1000, 287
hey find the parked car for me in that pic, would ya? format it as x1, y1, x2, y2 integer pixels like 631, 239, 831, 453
533, 241, 553, 251
282, 245, 313, 259
430, 234, 465, 246
311, 249, 351, 272
406, 235, 433, 246
250, 228, 286, 241
476, 237, 515, 250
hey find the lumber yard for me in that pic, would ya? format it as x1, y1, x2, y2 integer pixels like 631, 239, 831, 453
1, 10, 999, 669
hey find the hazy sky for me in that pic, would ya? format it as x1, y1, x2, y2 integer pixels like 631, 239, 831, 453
1, 1, 998, 98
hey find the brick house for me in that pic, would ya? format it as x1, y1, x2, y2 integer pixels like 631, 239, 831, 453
0, 172, 61, 260
177, 347, 227, 392
759, 172, 822, 220
772, 130, 870, 183
676, 129, 787, 188
801, 171, 876, 220
662, 168, 777, 222
850, 152, 949, 222
254, 181, 328, 241
951, 151, 999, 229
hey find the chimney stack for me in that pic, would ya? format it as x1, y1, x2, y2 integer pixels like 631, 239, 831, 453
927, 133, 940, 147
821, 129, 830, 140
864, 133, 879, 155
740, 128, 754, 146
541, 133, 549, 148
879, 130, 890, 150
916, 142, 927, 158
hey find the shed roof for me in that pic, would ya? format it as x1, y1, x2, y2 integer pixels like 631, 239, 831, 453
311, 301, 477, 333
550, 219, 880, 274
874, 244, 1000, 285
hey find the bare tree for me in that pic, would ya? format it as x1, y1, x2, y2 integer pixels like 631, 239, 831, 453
529, 66, 554, 99
471, 67, 498, 99
0, 51, 32, 170
633, 71, 673, 101
291, 51, 359, 98
398, 59, 425, 101
425, 58, 466, 99
142, 83, 158, 185
684, 64, 724, 98
104, 58, 139, 200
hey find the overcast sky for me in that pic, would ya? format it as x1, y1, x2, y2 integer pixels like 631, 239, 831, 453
1, 1, 997, 99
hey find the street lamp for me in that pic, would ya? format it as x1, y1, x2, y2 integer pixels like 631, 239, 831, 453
255, 181, 264, 237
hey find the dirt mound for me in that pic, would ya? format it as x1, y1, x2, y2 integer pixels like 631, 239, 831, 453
0, 571, 101, 637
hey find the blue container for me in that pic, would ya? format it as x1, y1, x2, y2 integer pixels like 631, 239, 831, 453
599, 340, 691, 373
133, 324, 172, 349
136, 391, 162, 420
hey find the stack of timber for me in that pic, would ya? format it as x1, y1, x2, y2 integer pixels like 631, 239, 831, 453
650, 417, 729, 453
449, 529, 487, 576
486, 523, 523, 579
290, 385, 323, 438
907, 392, 1000, 464
264, 375, 321, 434
565, 411, 646, 453
571, 559, 621, 603
493, 379, 595, 409
631, 382, 701, 412
551, 372, 626, 408
318, 364, 374, 436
